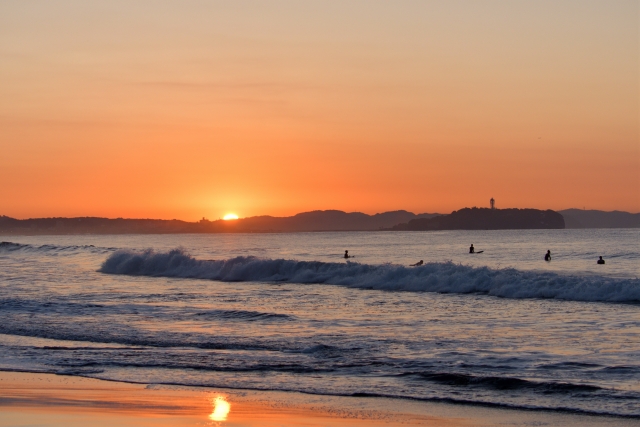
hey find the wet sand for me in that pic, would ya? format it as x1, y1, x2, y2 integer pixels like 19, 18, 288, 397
0, 371, 636, 427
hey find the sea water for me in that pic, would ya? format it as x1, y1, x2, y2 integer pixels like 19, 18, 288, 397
0, 229, 638, 417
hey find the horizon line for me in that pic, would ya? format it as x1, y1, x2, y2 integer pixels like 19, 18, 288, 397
2, 207, 639, 222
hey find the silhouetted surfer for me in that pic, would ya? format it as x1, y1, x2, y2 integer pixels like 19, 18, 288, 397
410, 260, 424, 266
344, 250, 350, 259
597, 256, 605, 265
469, 244, 483, 254
544, 250, 551, 261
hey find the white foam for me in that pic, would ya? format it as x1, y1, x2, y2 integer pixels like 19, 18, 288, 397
100, 249, 640, 303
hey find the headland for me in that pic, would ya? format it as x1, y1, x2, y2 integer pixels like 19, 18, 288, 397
389, 208, 565, 231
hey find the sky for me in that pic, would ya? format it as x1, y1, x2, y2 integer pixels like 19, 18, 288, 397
1, 0, 638, 220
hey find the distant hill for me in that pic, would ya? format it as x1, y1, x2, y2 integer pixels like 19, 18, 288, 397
228, 210, 438, 232
559, 209, 640, 229
0, 210, 439, 235
0, 215, 195, 235
389, 208, 565, 231
4, 208, 635, 235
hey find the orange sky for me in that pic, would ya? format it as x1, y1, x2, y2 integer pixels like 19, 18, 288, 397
1, 1, 638, 220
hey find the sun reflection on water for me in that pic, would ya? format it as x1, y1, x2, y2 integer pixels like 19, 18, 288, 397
209, 395, 231, 422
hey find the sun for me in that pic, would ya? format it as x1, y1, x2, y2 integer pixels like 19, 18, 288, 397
223, 213, 239, 220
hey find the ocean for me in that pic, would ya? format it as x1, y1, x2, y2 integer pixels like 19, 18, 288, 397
0, 229, 638, 418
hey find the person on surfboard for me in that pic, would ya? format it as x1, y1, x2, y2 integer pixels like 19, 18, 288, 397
545, 250, 551, 261
597, 256, 605, 265
469, 244, 484, 254
344, 250, 350, 259
410, 260, 424, 266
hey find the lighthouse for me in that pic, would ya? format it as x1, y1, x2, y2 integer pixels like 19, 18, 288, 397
490, 198, 495, 210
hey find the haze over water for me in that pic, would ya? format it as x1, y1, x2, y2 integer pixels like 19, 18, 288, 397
1, 230, 638, 417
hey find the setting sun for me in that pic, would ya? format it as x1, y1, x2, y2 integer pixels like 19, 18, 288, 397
223, 213, 239, 221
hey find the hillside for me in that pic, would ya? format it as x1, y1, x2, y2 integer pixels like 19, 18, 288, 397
559, 209, 640, 229
389, 208, 565, 231
0, 210, 439, 235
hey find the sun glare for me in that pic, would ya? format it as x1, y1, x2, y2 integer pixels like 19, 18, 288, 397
209, 395, 231, 422
223, 213, 239, 220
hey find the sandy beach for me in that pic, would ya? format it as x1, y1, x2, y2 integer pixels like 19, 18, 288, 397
0, 371, 636, 427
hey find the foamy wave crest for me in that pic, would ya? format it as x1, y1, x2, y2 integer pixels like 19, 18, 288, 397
100, 249, 640, 303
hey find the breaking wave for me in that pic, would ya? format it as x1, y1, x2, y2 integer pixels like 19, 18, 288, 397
100, 249, 640, 303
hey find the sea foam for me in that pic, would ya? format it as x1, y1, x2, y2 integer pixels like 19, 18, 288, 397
100, 249, 640, 303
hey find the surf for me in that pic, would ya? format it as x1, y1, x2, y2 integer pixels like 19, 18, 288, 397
99, 249, 640, 303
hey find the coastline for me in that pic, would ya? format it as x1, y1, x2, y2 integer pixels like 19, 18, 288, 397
0, 371, 636, 427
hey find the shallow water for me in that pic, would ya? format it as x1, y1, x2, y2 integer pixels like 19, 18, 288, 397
0, 230, 638, 417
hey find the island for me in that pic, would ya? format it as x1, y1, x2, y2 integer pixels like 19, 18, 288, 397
388, 208, 565, 231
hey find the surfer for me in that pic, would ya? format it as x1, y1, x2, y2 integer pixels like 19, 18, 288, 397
410, 260, 424, 266
344, 250, 350, 259
544, 250, 551, 262
597, 256, 605, 265
469, 244, 475, 254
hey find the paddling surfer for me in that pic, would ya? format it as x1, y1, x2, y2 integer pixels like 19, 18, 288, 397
410, 260, 424, 266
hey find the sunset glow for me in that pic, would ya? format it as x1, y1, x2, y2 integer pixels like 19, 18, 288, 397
223, 214, 239, 221
0, 1, 637, 220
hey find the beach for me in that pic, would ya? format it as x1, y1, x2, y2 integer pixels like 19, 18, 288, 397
2, 371, 638, 427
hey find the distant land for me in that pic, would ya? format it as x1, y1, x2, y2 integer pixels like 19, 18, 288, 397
0, 208, 637, 235
0, 210, 438, 235
558, 209, 640, 229
389, 208, 564, 231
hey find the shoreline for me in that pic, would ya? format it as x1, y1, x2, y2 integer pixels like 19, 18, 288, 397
0, 371, 637, 427
4, 369, 636, 420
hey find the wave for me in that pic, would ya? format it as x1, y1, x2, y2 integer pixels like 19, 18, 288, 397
408, 371, 602, 393
0, 324, 284, 352
99, 249, 640, 303
0, 296, 293, 324
0, 367, 634, 419
45, 361, 627, 398
0, 241, 114, 254
193, 309, 293, 322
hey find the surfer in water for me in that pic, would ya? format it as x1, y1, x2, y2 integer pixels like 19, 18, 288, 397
545, 250, 551, 261
344, 250, 350, 259
410, 260, 424, 266
597, 256, 605, 265
469, 244, 483, 254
